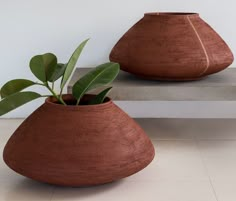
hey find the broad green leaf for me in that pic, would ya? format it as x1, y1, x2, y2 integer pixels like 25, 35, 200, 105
44, 53, 58, 81
72, 62, 120, 104
48, 63, 67, 82
0, 92, 41, 116
30, 55, 45, 81
0, 79, 35, 98
88, 87, 112, 105
60, 39, 89, 90
30, 53, 57, 82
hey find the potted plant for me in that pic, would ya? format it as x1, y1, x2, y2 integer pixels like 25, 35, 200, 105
0, 39, 155, 187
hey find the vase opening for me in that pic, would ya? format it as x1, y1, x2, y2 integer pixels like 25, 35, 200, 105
145, 12, 199, 17
46, 94, 111, 106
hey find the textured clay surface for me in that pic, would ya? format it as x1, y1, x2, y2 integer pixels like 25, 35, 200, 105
3, 95, 155, 187
110, 12, 234, 80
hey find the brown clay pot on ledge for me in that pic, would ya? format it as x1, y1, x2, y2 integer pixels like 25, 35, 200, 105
110, 12, 234, 81
3, 94, 155, 187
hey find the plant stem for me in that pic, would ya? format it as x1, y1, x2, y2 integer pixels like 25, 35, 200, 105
52, 82, 55, 90
35, 82, 45, 86
59, 87, 63, 99
76, 98, 81, 106
45, 83, 67, 105
35, 82, 66, 105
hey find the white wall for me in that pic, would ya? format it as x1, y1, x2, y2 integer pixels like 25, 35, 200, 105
0, 0, 235, 118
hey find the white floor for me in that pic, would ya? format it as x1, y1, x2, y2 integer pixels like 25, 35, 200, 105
1, 119, 236, 201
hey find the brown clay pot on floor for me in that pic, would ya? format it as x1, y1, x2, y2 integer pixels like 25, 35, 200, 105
3, 94, 155, 187
110, 12, 234, 81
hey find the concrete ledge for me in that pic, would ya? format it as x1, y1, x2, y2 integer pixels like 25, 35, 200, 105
68, 68, 236, 101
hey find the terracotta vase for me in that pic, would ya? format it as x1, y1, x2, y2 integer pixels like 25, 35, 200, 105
3, 94, 155, 187
110, 12, 234, 80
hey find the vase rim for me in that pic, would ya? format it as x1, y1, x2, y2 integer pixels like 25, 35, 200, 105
144, 12, 199, 17
45, 94, 113, 111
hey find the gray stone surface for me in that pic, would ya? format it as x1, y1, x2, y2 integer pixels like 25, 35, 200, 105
68, 68, 236, 101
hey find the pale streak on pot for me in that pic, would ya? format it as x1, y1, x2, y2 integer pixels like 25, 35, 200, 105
186, 15, 210, 76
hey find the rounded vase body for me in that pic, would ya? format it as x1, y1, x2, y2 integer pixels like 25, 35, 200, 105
3, 95, 155, 186
110, 12, 234, 80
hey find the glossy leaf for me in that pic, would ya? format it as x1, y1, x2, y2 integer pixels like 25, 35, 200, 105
88, 87, 112, 105
44, 53, 58, 81
30, 53, 57, 82
0, 79, 35, 98
48, 63, 67, 82
0, 92, 41, 116
29, 55, 45, 81
72, 62, 120, 104
60, 39, 89, 90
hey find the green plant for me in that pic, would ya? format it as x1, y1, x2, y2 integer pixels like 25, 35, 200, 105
0, 39, 120, 116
